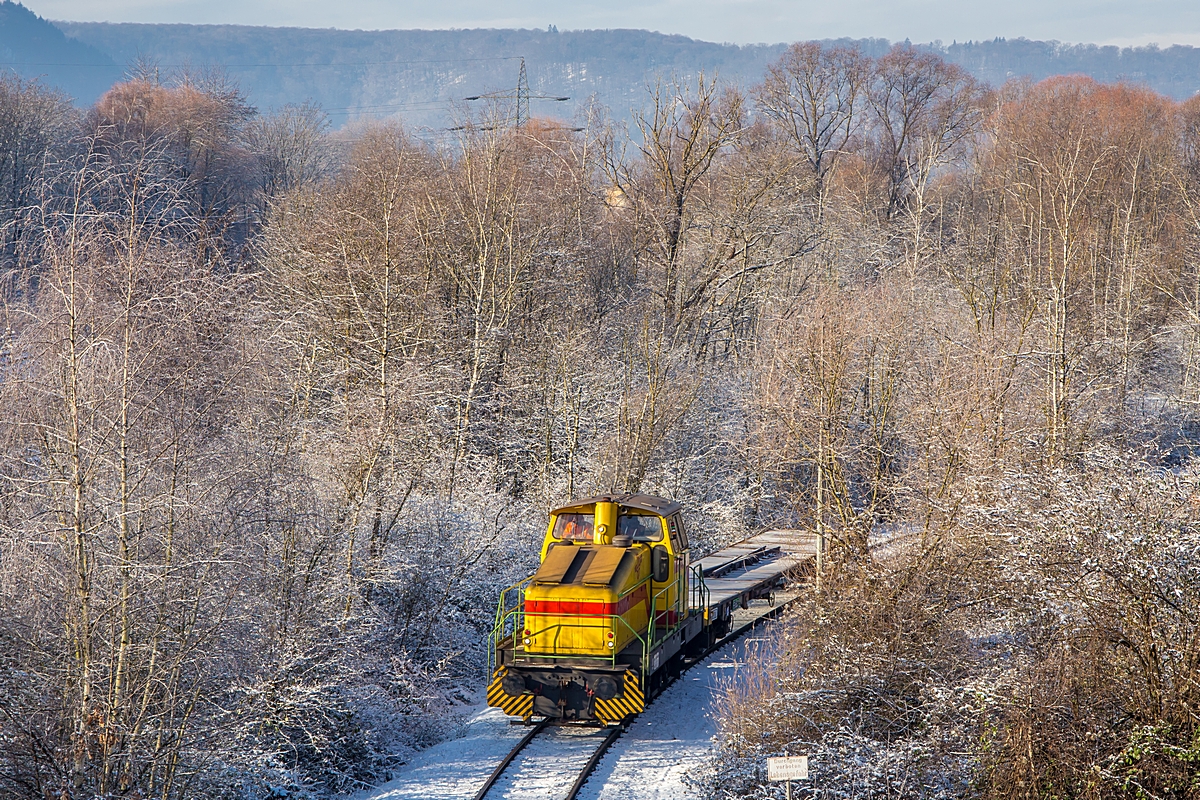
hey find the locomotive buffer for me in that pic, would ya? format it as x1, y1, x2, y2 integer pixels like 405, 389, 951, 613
487, 494, 816, 724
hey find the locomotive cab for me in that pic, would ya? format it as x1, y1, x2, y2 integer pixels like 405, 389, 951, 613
524, 498, 686, 658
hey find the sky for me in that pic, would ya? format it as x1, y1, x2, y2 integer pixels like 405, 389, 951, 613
23, 0, 1200, 48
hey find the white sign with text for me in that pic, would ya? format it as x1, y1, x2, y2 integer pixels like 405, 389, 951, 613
767, 756, 809, 781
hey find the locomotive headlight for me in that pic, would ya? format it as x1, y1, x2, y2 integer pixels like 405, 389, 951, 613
523, 637, 531, 645
607, 641, 614, 648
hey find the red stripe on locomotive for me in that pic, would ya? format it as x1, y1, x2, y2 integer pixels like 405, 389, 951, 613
525, 584, 649, 616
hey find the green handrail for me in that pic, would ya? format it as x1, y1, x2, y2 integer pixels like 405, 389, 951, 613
509, 612, 650, 666
689, 563, 710, 613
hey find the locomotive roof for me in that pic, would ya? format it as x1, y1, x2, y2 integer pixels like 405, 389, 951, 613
549, 493, 682, 518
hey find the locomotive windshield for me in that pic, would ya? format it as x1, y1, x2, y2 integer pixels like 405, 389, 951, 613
552, 512, 594, 541
618, 513, 663, 542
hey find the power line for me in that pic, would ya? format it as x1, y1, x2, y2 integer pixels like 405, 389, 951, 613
0, 55, 523, 69
322, 100, 451, 113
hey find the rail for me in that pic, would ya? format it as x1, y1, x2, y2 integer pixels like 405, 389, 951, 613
564, 722, 627, 800
470, 718, 550, 800
474, 593, 803, 800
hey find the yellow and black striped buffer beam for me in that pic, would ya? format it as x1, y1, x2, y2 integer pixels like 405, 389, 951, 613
487, 667, 534, 719
593, 670, 644, 725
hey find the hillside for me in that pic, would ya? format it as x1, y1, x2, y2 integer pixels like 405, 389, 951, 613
2, 5, 1197, 128
944, 37, 1200, 99
0, 1, 118, 102
52, 23, 793, 129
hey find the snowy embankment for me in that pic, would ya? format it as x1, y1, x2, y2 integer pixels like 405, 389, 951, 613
353, 705, 523, 800
575, 636, 762, 800
358, 630, 770, 800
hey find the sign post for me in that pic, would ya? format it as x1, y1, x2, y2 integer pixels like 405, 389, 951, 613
767, 755, 808, 800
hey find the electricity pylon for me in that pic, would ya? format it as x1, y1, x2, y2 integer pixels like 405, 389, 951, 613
516, 58, 530, 128
463, 57, 569, 128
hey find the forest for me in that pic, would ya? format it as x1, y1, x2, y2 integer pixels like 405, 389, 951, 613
0, 38, 1198, 800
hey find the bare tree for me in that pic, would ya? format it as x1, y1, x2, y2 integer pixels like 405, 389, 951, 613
988, 77, 1178, 459
867, 45, 983, 224
0, 73, 76, 264
607, 74, 744, 328
247, 101, 334, 201
260, 121, 434, 616
89, 75, 256, 250
0, 123, 254, 797
756, 43, 870, 206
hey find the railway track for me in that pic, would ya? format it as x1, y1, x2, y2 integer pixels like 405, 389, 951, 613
472, 596, 797, 800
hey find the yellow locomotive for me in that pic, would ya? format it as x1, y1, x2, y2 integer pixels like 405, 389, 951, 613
487, 494, 711, 724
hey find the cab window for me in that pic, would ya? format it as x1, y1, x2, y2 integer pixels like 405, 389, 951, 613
668, 514, 689, 549
552, 513, 594, 541
618, 514, 663, 542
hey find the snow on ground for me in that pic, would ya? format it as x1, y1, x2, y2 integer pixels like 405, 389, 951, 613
574, 633, 765, 800
356, 705, 526, 800
359, 611, 781, 800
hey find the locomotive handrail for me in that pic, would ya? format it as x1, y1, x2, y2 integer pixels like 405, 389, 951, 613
689, 563, 710, 613
487, 572, 654, 673
507, 613, 651, 671
647, 568, 687, 647
494, 575, 535, 630
488, 557, 693, 678
489, 575, 535, 674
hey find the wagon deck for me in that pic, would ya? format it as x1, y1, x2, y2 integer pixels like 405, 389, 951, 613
691, 529, 818, 619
